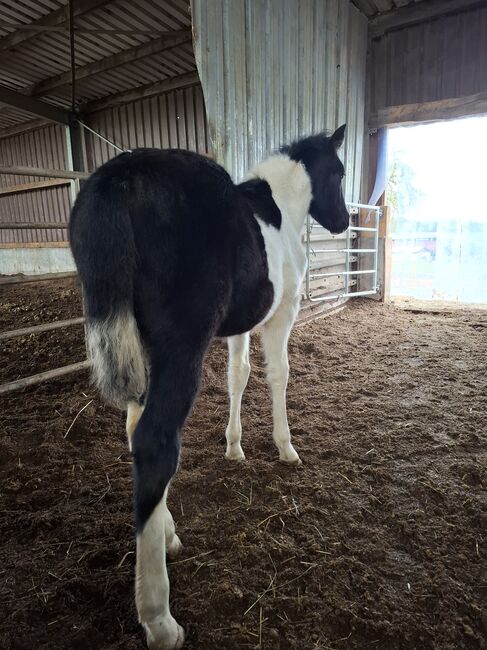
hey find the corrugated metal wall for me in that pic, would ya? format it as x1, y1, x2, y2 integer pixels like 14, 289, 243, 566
369, 5, 487, 116
192, 0, 368, 203
0, 124, 71, 245
0, 84, 209, 245
84, 85, 209, 169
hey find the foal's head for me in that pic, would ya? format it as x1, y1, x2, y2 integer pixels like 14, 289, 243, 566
282, 125, 349, 234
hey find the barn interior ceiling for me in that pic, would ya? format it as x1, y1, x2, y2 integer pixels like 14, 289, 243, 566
0, 0, 482, 138
0, 0, 195, 135
351, 0, 483, 35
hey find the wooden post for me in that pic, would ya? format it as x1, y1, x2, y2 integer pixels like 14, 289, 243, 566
381, 205, 392, 303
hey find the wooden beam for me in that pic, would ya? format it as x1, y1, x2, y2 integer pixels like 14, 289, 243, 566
0, 361, 89, 395
0, 0, 111, 56
0, 222, 68, 229
369, 91, 487, 127
0, 85, 70, 124
0, 179, 69, 197
0, 24, 174, 36
0, 118, 50, 140
83, 71, 200, 113
351, 0, 377, 19
0, 242, 70, 250
0, 164, 89, 180
370, 0, 485, 37
26, 31, 191, 98
0, 317, 84, 341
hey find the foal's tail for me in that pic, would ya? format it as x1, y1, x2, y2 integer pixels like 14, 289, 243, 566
69, 166, 146, 409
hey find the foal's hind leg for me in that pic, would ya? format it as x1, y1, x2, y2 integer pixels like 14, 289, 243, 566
126, 401, 144, 451
225, 332, 250, 461
261, 299, 301, 465
162, 485, 182, 559
133, 333, 210, 650
127, 403, 182, 559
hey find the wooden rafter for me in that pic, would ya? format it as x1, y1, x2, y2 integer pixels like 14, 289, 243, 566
25, 30, 192, 98
83, 70, 200, 113
370, 0, 485, 37
0, 0, 112, 56
0, 85, 70, 124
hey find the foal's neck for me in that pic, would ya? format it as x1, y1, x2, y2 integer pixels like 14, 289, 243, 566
246, 154, 312, 232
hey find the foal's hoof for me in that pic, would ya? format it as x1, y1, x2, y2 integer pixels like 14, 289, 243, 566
279, 446, 302, 466
167, 534, 183, 560
225, 443, 246, 462
280, 456, 302, 466
143, 614, 184, 650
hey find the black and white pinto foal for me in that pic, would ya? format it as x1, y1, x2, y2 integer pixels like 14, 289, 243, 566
69, 125, 349, 650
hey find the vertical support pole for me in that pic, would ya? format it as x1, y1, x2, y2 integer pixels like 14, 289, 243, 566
68, 121, 86, 173
305, 214, 312, 301
345, 217, 351, 296
373, 207, 380, 292
64, 126, 77, 206
64, 123, 89, 360
68, 0, 76, 113
381, 205, 392, 302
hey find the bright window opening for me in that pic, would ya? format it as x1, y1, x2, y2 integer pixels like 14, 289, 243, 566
386, 117, 487, 304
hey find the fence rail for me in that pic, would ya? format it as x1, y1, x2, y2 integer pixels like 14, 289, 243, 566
0, 155, 88, 395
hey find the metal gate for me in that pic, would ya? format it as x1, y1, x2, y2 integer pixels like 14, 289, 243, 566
305, 202, 382, 302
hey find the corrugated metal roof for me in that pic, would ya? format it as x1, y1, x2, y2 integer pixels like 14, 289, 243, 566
0, 0, 195, 133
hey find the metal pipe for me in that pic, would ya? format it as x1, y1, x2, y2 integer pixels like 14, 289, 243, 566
307, 289, 379, 303
310, 269, 375, 279
373, 208, 381, 290
77, 120, 129, 154
311, 248, 377, 253
305, 214, 312, 300
346, 202, 382, 210
64, 125, 78, 206
349, 226, 377, 232
68, 0, 76, 112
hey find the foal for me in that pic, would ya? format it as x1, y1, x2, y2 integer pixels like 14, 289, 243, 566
69, 126, 349, 649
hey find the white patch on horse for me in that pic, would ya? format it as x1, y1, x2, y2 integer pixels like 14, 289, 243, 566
223, 153, 312, 464
135, 489, 184, 650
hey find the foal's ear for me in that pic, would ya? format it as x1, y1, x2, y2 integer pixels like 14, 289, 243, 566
330, 124, 346, 150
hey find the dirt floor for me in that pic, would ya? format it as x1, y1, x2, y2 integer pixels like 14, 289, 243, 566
0, 278, 486, 650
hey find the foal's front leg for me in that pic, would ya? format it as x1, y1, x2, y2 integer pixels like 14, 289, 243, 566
261, 300, 301, 465
225, 332, 250, 461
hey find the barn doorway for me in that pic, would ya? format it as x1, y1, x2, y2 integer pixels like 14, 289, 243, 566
386, 116, 487, 304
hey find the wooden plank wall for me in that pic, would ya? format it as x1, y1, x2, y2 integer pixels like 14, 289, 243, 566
368, 4, 487, 125
0, 124, 71, 246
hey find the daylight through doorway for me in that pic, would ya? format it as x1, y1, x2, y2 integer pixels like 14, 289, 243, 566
386, 117, 487, 303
